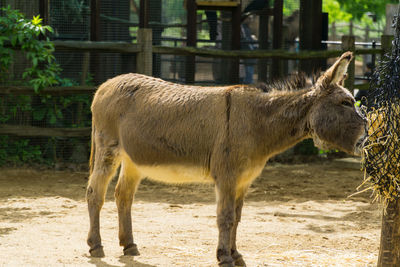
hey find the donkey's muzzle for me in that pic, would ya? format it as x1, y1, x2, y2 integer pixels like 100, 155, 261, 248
354, 132, 367, 156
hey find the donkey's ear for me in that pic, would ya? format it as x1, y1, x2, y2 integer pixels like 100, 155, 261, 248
316, 51, 353, 89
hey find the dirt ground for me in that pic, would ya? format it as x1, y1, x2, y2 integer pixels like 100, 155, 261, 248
0, 158, 382, 266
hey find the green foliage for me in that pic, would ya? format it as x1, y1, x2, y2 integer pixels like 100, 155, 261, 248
283, 0, 299, 16
294, 139, 319, 155
0, 7, 94, 166
0, 5, 61, 92
336, 0, 398, 21
162, 0, 185, 23
323, 0, 352, 23
0, 136, 42, 165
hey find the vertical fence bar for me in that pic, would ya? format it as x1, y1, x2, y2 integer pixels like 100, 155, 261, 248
271, 0, 283, 78
257, 2, 270, 82
39, 0, 49, 26
341, 35, 355, 92
139, 0, 149, 28
90, 0, 101, 84
137, 29, 153, 76
230, 4, 241, 84
382, 35, 394, 55
185, 0, 197, 84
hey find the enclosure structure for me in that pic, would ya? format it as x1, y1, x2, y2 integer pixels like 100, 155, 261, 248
0, 0, 392, 166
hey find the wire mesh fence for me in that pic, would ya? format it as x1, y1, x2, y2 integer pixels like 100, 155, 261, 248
0, 0, 384, 167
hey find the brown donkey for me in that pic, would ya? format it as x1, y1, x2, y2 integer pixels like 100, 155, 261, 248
86, 52, 366, 266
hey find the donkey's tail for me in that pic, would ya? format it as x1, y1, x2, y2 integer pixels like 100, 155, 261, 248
89, 124, 96, 175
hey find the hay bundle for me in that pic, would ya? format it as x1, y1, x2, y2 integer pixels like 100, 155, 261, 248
361, 103, 400, 205
359, 9, 400, 206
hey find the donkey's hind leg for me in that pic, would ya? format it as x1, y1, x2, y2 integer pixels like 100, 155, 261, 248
231, 187, 249, 267
87, 143, 120, 257
115, 155, 142, 256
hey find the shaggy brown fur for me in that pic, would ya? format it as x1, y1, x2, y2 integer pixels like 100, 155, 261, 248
86, 52, 365, 266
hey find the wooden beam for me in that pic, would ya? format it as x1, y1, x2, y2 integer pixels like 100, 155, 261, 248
153, 46, 349, 59
53, 41, 141, 53
196, 1, 239, 7
0, 124, 91, 137
0, 86, 96, 95
11, 40, 382, 58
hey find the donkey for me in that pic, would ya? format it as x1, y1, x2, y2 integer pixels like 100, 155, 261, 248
86, 52, 366, 266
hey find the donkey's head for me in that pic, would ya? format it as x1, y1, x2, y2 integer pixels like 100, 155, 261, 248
308, 52, 366, 155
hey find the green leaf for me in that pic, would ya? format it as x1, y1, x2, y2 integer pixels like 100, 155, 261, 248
31, 15, 42, 26
33, 108, 46, 121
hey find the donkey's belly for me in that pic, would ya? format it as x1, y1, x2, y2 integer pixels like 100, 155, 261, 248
137, 164, 214, 184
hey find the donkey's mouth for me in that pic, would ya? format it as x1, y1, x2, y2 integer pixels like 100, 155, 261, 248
354, 134, 367, 156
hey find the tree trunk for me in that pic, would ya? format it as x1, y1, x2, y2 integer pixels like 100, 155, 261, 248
378, 200, 400, 267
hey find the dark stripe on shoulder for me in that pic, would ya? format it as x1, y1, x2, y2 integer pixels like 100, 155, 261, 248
225, 90, 232, 132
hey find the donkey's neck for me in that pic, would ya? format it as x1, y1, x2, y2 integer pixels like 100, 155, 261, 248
255, 88, 315, 157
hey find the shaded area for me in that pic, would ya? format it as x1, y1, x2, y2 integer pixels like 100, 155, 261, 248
0, 158, 370, 204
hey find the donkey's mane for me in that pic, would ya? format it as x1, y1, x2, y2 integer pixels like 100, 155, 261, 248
255, 72, 315, 93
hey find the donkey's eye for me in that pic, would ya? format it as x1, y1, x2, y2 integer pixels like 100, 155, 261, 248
341, 101, 353, 107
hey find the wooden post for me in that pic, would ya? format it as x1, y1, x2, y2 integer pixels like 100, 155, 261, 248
39, 0, 49, 26
341, 35, 355, 92
349, 20, 353, 36
377, 33, 398, 267
257, 2, 270, 82
139, 0, 149, 28
230, 4, 241, 84
90, 0, 101, 84
378, 201, 400, 266
271, 0, 283, 78
137, 28, 153, 76
90, 0, 101, 42
299, 0, 322, 74
331, 22, 337, 40
186, 0, 197, 84
363, 26, 370, 73
381, 35, 394, 55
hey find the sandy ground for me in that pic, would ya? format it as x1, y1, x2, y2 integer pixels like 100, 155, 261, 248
0, 158, 382, 266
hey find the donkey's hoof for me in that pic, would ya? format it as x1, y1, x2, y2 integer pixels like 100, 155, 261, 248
234, 257, 246, 267
219, 263, 234, 267
232, 250, 246, 266
123, 243, 140, 256
219, 258, 234, 267
89, 245, 105, 257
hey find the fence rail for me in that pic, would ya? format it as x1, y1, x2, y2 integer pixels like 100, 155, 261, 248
49, 40, 383, 59
0, 85, 96, 95
0, 124, 91, 137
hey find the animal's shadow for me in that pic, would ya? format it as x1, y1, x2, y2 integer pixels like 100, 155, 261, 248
87, 255, 156, 267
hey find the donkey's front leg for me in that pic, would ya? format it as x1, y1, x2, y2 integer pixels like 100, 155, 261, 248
215, 180, 236, 267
